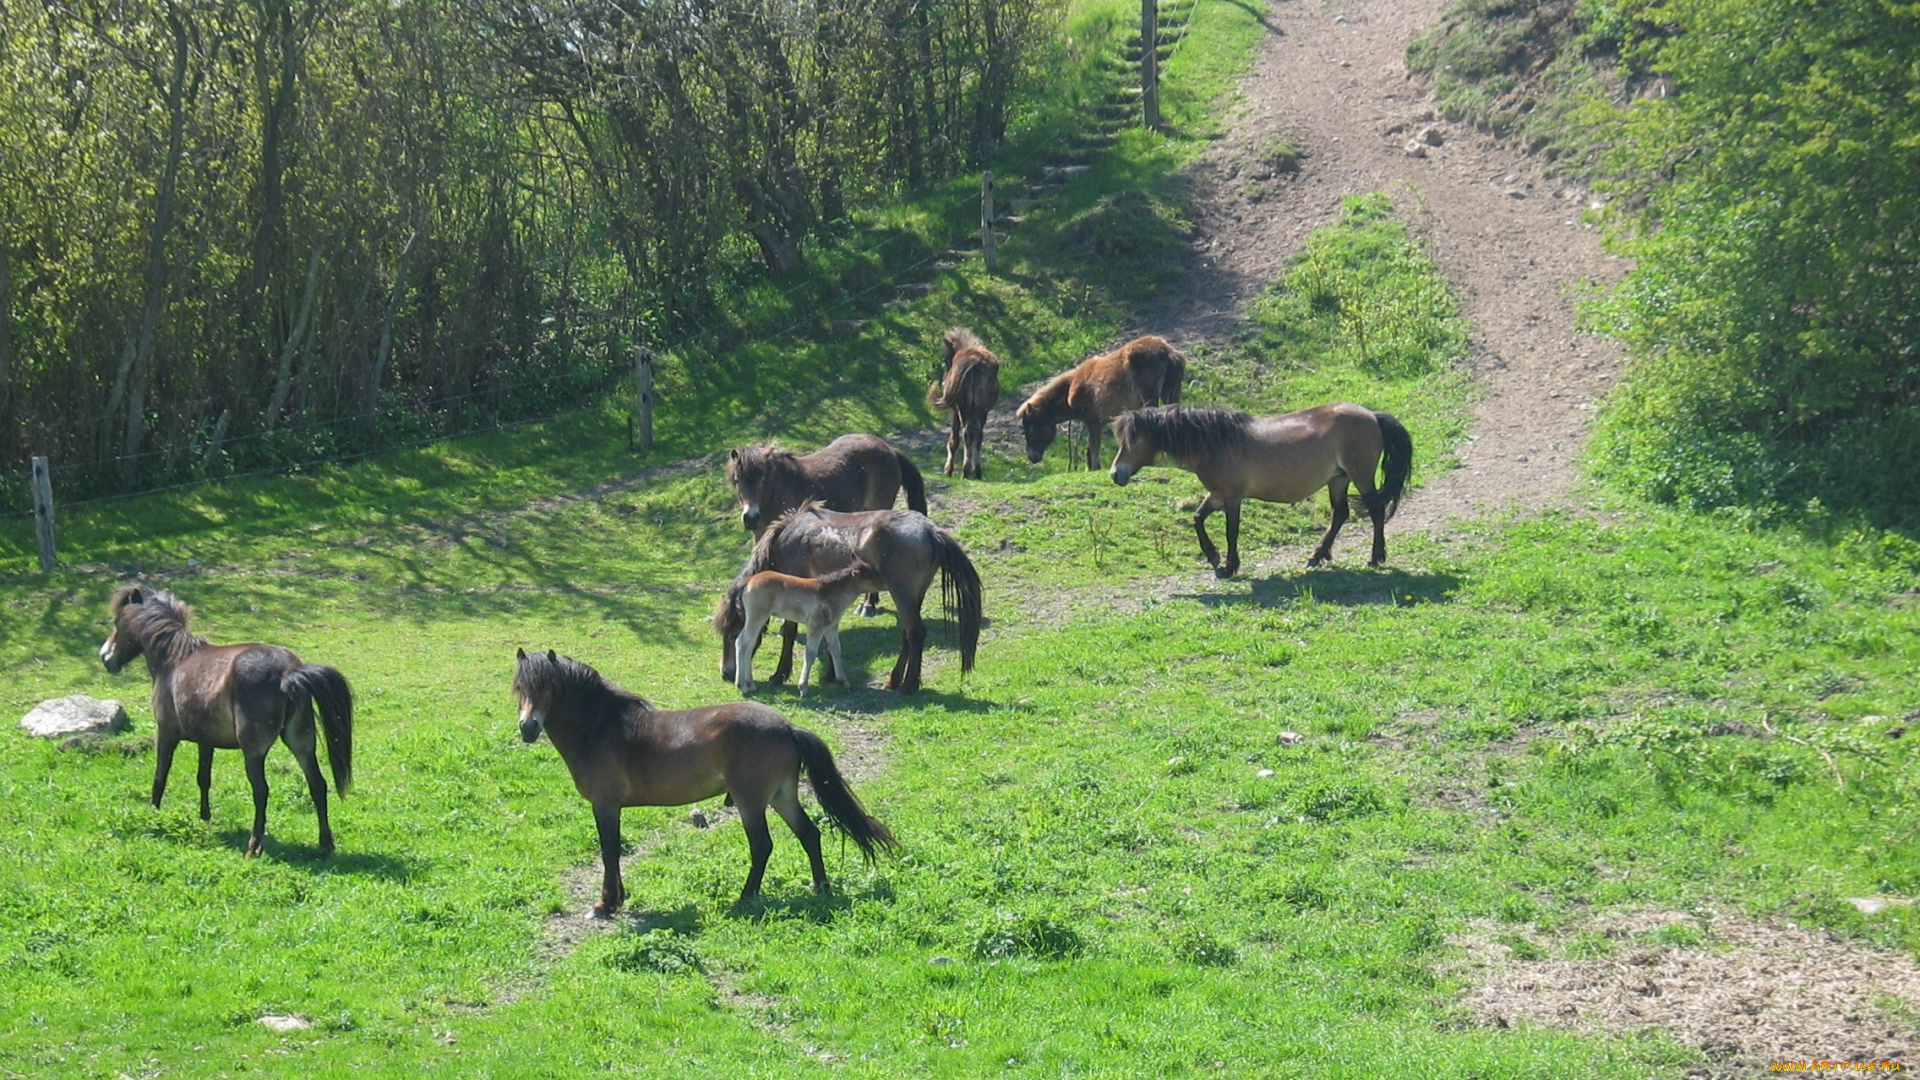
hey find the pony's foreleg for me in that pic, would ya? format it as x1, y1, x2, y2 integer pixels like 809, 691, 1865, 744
1085, 419, 1102, 471
767, 621, 800, 685
591, 801, 626, 917
797, 629, 820, 699
1193, 493, 1226, 573
196, 743, 216, 821
1310, 479, 1352, 567
151, 729, 180, 809
736, 614, 769, 694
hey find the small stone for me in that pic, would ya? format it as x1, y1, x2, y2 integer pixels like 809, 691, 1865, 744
20, 696, 129, 739
1515, 454, 1529, 463
1846, 897, 1912, 915
1167, 755, 1186, 767
1417, 125, 1444, 147
1403, 140, 1428, 159
258, 1015, 311, 1032
689, 809, 710, 829
1255, 769, 1276, 779
929, 955, 954, 966
1276, 731, 1304, 746
1887, 726, 1907, 740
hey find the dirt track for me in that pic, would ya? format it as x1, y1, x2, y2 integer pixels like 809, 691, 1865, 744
1160, 0, 1626, 539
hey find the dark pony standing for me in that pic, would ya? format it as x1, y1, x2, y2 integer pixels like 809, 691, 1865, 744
99, 586, 353, 855
513, 649, 896, 915
727, 432, 926, 617
716, 504, 981, 695
1109, 404, 1413, 577
927, 327, 1001, 480
1017, 335, 1186, 469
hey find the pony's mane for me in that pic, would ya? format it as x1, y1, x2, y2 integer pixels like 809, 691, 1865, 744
1016, 369, 1074, 418
943, 327, 985, 359
111, 586, 208, 665
1115, 405, 1253, 463
726, 443, 795, 490
513, 651, 651, 739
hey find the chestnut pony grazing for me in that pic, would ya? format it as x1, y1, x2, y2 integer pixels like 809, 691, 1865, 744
1017, 335, 1186, 469
99, 586, 353, 855
513, 649, 896, 915
1110, 404, 1413, 577
727, 433, 925, 618
716, 504, 981, 695
736, 561, 883, 697
927, 327, 1001, 480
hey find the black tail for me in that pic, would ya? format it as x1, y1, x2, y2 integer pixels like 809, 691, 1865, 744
1373, 411, 1413, 522
791, 727, 897, 861
282, 664, 353, 794
897, 451, 928, 515
932, 528, 982, 673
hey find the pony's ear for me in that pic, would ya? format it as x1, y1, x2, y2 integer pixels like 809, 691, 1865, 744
729, 448, 739, 460
125, 586, 146, 605
547, 649, 558, 664
516, 647, 526, 661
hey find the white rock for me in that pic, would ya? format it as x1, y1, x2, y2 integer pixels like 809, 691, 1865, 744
1417, 125, 1444, 147
1255, 769, 1276, 779
20, 696, 129, 738
257, 1015, 311, 1032
1403, 140, 1428, 159
1276, 731, 1304, 746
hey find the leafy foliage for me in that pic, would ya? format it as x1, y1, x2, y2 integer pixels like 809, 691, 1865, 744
1589, 0, 1920, 529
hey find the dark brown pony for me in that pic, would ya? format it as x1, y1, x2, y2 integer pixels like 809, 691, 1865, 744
1109, 403, 1413, 577
727, 432, 926, 616
1017, 335, 1186, 469
927, 327, 1002, 480
99, 586, 353, 855
715, 504, 981, 694
513, 649, 896, 915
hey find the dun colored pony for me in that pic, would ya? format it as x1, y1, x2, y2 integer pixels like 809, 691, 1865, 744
1017, 335, 1186, 469
727, 432, 926, 616
1109, 404, 1413, 577
716, 504, 981, 695
927, 327, 1001, 480
736, 561, 884, 697
99, 586, 353, 855
514, 649, 896, 915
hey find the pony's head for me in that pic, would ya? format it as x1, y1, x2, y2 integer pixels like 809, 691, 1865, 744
514, 648, 649, 745
725, 444, 786, 534
101, 585, 199, 674
713, 584, 747, 682
1016, 398, 1057, 464
511, 647, 562, 743
1108, 410, 1156, 486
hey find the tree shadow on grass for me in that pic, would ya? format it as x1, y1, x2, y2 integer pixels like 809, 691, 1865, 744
1185, 566, 1463, 609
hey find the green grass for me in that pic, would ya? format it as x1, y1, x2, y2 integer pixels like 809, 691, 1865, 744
4, 0, 1920, 1076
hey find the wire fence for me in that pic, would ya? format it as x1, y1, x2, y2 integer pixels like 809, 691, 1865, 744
4, 12, 1187, 524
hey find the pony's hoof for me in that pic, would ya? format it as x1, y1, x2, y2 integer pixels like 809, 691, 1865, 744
246, 841, 265, 858
1214, 566, 1235, 580
589, 902, 619, 920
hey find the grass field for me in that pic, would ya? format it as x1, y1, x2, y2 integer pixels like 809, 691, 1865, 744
3, 1, 1918, 1077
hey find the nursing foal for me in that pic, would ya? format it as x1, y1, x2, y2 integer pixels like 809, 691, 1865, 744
736, 561, 883, 697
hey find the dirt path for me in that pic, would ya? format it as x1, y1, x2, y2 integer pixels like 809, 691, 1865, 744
1159, 0, 1626, 539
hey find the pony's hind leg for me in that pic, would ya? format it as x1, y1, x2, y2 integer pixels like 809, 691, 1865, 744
196, 743, 215, 821
1362, 489, 1391, 566
771, 778, 829, 893
944, 412, 961, 477
282, 706, 334, 853
797, 630, 820, 699
1085, 419, 1102, 471
1309, 478, 1352, 567
243, 750, 271, 857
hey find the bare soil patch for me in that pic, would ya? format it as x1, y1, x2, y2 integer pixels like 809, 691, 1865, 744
1450, 909, 1920, 1076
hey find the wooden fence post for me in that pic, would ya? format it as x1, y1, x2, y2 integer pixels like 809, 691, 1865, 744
980, 172, 997, 274
1142, 0, 1161, 129
30, 455, 55, 572
633, 347, 655, 450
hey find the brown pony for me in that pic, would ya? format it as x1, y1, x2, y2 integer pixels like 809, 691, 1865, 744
513, 649, 896, 915
1017, 335, 1186, 469
927, 327, 1002, 480
1109, 404, 1413, 577
727, 432, 926, 617
715, 504, 981, 695
99, 586, 353, 855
